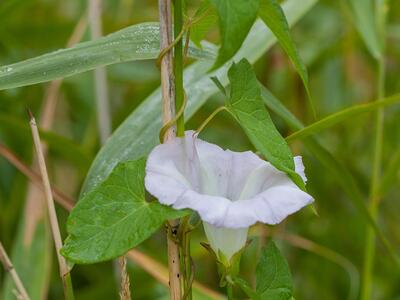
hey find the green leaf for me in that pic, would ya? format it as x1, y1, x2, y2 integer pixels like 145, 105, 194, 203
190, 0, 218, 48
210, 76, 227, 96
260, 86, 400, 265
81, 0, 319, 195
0, 22, 214, 91
209, 0, 259, 68
2, 219, 52, 300
285, 93, 400, 143
232, 276, 261, 300
256, 240, 293, 300
61, 158, 187, 264
226, 58, 304, 189
258, 0, 314, 114
348, 0, 382, 59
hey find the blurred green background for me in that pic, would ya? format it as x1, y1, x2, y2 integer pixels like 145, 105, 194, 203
0, 0, 399, 299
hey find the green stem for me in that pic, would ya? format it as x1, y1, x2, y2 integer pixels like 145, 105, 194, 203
196, 106, 229, 135
174, 0, 185, 137
182, 228, 193, 300
361, 60, 385, 300
63, 273, 75, 300
361, 2, 387, 299
227, 282, 234, 300
174, 1, 189, 298
186, 235, 192, 300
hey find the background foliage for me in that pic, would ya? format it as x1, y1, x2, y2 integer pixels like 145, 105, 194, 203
0, 0, 399, 299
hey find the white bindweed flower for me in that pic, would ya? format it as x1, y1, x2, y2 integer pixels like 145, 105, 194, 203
145, 131, 313, 260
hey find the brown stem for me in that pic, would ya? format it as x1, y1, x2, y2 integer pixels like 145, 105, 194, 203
29, 114, 71, 296
0, 241, 30, 300
158, 0, 176, 140
119, 256, 132, 300
158, 0, 181, 298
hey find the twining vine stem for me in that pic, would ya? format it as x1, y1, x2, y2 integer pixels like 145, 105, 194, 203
173, 1, 196, 298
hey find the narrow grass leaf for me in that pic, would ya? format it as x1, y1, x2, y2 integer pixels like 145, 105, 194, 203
259, 0, 314, 115
209, 0, 259, 68
0, 22, 214, 91
226, 59, 304, 189
285, 94, 400, 143
348, 0, 382, 59
61, 158, 188, 264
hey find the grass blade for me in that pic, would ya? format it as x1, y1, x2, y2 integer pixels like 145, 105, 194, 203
347, 0, 382, 59
259, 0, 315, 116
285, 94, 400, 143
0, 23, 214, 91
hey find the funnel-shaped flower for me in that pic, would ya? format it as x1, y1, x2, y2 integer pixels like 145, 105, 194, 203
145, 131, 313, 260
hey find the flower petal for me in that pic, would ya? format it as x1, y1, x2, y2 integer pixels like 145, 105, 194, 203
223, 185, 313, 228
294, 156, 307, 183
145, 131, 313, 229
194, 136, 265, 199
203, 222, 248, 260
145, 131, 202, 204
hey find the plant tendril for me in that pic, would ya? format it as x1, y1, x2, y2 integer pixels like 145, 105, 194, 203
195, 106, 230, 136
159, 91, 188, 143
156, 7, 212, 68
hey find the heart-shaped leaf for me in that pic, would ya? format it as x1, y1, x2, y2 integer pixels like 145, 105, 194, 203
226, 58, 305, 189
256, 240, 293, 300
61, 158, 187, 264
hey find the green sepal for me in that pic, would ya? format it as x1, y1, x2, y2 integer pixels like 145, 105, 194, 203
201, 239, 253, 287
